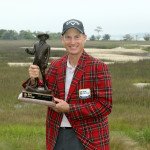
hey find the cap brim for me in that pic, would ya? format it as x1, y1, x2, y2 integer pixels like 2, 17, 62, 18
62, 27, 84, 35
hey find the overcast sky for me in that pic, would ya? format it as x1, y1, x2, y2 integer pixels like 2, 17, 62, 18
0, 0, 150, 37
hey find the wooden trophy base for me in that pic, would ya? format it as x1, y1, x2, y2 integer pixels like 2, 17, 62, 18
22, 90, 53, 101
18, 91, 55, 107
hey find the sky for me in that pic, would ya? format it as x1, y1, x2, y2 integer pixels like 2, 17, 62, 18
0, 0, 150, 38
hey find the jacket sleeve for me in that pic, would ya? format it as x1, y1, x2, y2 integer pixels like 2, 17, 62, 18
68, 63, 112, 120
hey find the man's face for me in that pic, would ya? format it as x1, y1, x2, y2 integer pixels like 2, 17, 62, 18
61, 28, 87, 56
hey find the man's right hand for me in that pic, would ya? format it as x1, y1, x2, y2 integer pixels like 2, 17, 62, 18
29, 65, 40, 79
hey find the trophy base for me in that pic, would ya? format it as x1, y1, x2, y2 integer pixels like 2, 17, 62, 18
18, 93, 55, 107
22, 90, 53, 101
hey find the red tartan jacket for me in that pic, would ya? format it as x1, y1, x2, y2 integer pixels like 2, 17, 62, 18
45, 51, 112, 150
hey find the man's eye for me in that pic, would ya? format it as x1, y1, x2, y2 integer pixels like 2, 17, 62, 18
65, 36, 70, 39
75, 36, 80, 39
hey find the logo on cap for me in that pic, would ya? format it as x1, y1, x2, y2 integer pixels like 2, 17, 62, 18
66, 20, 80, 26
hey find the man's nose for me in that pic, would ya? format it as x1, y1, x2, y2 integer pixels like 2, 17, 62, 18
70, 37, 76, 43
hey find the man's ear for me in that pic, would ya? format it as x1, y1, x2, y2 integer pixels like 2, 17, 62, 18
84, 35, 87, 43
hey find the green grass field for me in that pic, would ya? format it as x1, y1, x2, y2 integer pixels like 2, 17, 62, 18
0, 40, 150, 150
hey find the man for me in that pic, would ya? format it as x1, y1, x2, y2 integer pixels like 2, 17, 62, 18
27, 19, 112, 150
25, 33, 50, 90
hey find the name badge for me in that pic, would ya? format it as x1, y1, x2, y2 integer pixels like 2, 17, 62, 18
79, 89, 91, 99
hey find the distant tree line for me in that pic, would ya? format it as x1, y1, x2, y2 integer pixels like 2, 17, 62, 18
0, 28, 150, 41
89, 33, 150, 41
122, 33, 150, 41
90, 26, 111, 41
0, 29, 61, 40
143, 34, 150, 41
89, 34, 111, 41
90, 26, 150, 41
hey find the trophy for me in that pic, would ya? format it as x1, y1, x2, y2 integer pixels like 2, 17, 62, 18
18, 33, 54, 106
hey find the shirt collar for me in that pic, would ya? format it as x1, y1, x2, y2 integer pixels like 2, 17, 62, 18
67, 57, 76, 69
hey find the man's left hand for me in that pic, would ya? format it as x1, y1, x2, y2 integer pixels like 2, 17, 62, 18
52, 97, 70, 113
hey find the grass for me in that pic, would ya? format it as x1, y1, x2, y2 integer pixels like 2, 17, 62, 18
0, 62, 47, 150
109, 60, 150, 149
0, 125, 45, 150
142, 46, 150, 52
0, 40, 150, 149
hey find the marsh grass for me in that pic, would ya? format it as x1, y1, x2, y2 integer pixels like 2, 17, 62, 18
0, 40, 150, 149
0, 125, 45, 150
0, 62, 47, 150
142, 46, 150, 52
109, 60, 150, 149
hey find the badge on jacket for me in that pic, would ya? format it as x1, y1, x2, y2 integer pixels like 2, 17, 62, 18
79, 88, 91, 99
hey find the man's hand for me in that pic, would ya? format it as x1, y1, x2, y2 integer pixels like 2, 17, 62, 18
52, 97, 70, 113
29, 65, 40, 79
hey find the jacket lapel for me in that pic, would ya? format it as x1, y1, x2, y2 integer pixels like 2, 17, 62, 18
66, 51, 90, 101
57, 55, 67, 100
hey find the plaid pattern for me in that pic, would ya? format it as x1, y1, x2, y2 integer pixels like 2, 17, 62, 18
46, 51, 112, 150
